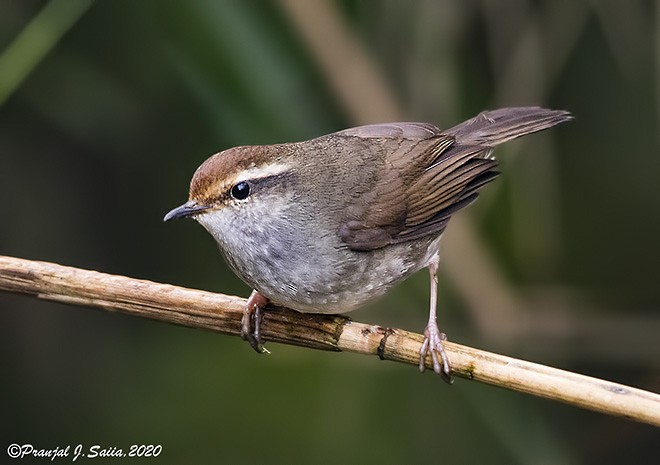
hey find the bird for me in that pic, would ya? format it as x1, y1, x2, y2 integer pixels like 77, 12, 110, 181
164, 106, 572, 382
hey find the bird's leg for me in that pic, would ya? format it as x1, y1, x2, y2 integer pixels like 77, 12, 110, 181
241, 290, 270, 354
419, 255, 453, 383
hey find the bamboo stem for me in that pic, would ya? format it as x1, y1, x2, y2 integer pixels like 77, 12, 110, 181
1, 255, 659, 427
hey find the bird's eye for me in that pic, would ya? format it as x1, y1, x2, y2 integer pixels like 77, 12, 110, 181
230, 181, 250, 200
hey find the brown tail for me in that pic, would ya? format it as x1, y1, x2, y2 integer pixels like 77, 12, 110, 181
444, 107, 572, 147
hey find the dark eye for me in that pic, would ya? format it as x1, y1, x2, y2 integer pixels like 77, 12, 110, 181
230, 181, 250, 200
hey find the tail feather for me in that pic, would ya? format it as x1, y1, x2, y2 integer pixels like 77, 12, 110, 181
444, 107, 572, 147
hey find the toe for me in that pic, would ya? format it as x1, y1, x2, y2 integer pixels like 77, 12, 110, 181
419, 338, 429, 372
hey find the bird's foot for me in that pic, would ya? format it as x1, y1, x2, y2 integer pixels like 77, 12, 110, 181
419, 323, 452, 384
241, 290, 270, 354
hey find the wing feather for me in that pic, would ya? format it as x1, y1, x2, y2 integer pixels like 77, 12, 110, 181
336, 108, 570, 251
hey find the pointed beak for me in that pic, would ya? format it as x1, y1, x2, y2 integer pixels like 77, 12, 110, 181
163, 201, 211, 222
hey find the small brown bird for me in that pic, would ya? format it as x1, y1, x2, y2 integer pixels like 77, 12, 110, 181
165, 106, 571, 381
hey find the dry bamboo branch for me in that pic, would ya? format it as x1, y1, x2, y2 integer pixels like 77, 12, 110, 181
1, 255, 659, 427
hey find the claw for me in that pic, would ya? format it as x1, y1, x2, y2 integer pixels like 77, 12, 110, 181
419, 325, 452, 384
241, 290, 270, 354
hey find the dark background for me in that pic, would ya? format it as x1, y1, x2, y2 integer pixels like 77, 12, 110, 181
2, 1, 659, 463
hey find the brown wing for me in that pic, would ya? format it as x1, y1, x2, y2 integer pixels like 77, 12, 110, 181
337, 108, 571, 251
336, 122, 498, 251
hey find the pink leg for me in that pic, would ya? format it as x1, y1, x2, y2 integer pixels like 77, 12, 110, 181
418, 254, 452, 383
241, 290, 270, 353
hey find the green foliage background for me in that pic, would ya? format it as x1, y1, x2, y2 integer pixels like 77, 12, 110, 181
2, 1, 659, 463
